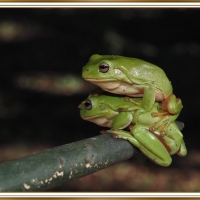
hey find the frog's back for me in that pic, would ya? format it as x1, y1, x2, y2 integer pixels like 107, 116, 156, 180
97, 93, 141, 110
114, 56, 173, 97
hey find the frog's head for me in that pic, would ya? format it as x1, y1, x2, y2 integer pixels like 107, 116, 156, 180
82, 54, 130, 84
78, 95, 118, 127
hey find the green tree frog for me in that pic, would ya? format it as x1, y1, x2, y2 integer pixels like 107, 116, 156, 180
82, 54, 183, 116
78, 91, 187, 167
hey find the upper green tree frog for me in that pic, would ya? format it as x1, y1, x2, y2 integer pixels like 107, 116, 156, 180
82, 54, 183, 116
78, 90, 187, 167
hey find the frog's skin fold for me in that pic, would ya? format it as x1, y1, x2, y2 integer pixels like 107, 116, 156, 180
82, 54, 183, 116
79, 91, 187, 167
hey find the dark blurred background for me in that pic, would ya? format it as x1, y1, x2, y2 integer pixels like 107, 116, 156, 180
0, 8, 199, 192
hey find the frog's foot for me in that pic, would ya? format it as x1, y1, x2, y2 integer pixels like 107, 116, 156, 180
100, 129, 125, 138
177, 140, 187, 157
124, 96, 142, 106
150, 111, 179, 135
151, 111, 170, 118
160, 94, 183, 115
150, 121, 170, 136
105, 129, 132, 138
149, 115, 174, 136
100, 130, 107, 134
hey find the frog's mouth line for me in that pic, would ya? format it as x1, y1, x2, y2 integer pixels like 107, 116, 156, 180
84, 78, 118, 82
82, 115, 99, 119
82, 115, 108, 120
82, 108, 119, 119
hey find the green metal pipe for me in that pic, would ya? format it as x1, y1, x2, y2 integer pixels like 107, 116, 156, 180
0, 134, 137, 192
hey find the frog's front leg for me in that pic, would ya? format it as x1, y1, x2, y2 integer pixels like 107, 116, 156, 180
160, 94, 183, 115
125, 86, 155, 124
177, 139, 187, 157
105, 126, 172, 167
125, 85, 155, 112
112, 112, 133, 129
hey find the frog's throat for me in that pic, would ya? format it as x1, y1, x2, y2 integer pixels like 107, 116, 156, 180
85, 78, 144, 97
83, 115, 113, 127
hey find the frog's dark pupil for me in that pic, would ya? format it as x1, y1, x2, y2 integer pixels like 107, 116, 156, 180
99, 62, 109, 73
85, 99, 92, 110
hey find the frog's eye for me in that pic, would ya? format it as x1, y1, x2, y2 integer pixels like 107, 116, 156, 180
99, 62, 109, 73
85, 99, 92, 110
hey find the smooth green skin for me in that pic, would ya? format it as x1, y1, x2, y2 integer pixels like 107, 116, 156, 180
79, 92, 187, 167
82, 54, 183, 115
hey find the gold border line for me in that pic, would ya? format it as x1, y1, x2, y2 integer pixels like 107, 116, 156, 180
0, 2, 200, 7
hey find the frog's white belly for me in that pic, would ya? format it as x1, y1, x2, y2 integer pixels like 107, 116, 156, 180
87, 79, 164, 101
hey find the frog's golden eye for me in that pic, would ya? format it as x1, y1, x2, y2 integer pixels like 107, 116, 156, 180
99, 62, 109, 73
85, 99, 92, 110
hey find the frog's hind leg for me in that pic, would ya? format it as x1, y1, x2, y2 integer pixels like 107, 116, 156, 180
129, 125, 172, 166
124, 85, 155, 112
106, 127, 172, 167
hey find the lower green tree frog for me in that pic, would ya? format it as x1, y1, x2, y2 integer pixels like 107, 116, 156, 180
78, 90, 187, 167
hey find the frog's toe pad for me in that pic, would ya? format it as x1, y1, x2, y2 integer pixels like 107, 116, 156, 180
112, 134, 121, 139
100, 130, 107, 134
